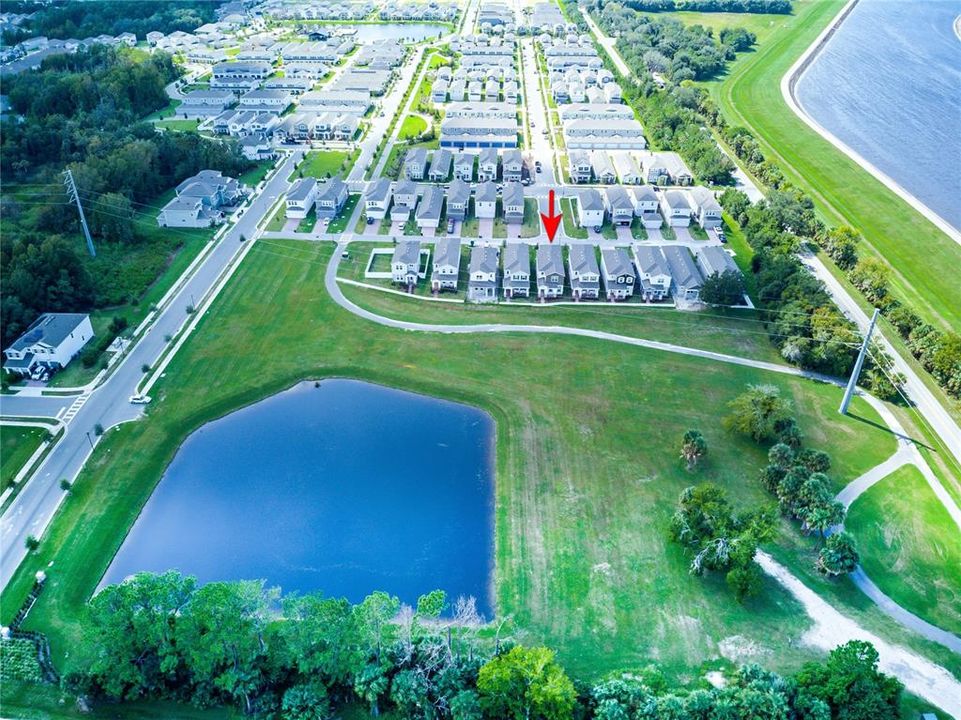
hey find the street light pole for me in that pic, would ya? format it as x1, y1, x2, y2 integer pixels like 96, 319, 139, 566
839, 308, 880, 415
85, 431, 94, 450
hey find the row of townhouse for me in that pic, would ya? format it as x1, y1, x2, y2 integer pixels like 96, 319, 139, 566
379, 0, 459, 22
568, 150, 693, 186
403, 148, 524, 182
299, 89, 373, 117
432, 78, 519, 104
550, 67, 616, 89
438, 117, 519, 149
551, 80, 621, 105
260, 1, 374, 21
563, 117, 645, 150
572, 185, 722, 231
331, 67, 394, 96
364, 178, 527, 226
211, 109, 359, 142
438, 64, 518, 85
285, 176, 349, 218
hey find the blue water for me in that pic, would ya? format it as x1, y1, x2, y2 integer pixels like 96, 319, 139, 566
796, 0, 961, 231
101, 380, 495, 616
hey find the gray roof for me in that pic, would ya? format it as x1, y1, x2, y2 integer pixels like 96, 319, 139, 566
393, 240, 421, 266
316, 177, 345, 202
634, 245, 671, 278
475, 180, 498, 203
633, 185, 658, 203
503, 243, 529, 275
405, 147, 428, 168
536, 243, 564, 278
454, 152, 474, 169
365, 176, 392, 202
602, 247, 634, 278
393, 179, 418, 197
568, 244, 599, 275
447, 178, 471, 206
502, 181, 524, 208
663, 189, 690, 210
578, 188, 604, 212
416, 185, 444, 221
479, 147, 498, 166
433, 237, 461, 271
689, 185, 721, 212
502, 148, 523, 167
7, 313, 90, 352
429, 148, 452, 175
697, 246, 740, 278
470, 245, 499, 274
287, 177, 317, 203
661, 246, 703, 289
606, 185, 633, 211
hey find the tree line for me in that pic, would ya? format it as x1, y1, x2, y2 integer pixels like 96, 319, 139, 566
0, 45, 254, 349
618, 0, 791, 14
50, 570, 904, 719
2, 1, 219, 46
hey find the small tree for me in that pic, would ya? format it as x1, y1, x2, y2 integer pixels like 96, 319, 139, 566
94, 423, 104, 436
700, 270, 745, 306
25, 535, 40, 552
724, 384, 793, 443
817, 532, 859, 576
679, 429, 707, 471
60, 478, 72, 492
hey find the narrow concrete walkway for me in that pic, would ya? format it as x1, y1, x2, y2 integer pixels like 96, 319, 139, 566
835, 447, 913, 510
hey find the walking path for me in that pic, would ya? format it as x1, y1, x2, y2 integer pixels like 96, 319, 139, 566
581, 8, 632, 79
324, 244, 961, 713
782, 0, 961, 245
756, 551, 961, 717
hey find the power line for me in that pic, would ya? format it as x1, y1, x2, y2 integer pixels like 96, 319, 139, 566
63, 168, 95, 258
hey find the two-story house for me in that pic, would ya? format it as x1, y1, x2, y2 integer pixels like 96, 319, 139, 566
364, 177, 392, 220
633, 245, 672, 301
576, 188, 605, 230
474, 181, 498, 219
468, 245, 499, 302
453, 152, 474, 181
659, 189, 692, 227
3, 313, 94, 376
431, 237, 461, 292
392, 240, 421, 287
428, 149, 452, 182
536, 243, 565, 300
568, 149, 592, 183
502, 243, 531, 298
478, 148, 499, 181
661, 245, 703, 301
502, 149, 524, 182
568, 244, 600, 300
391, 180, 419, 222
630, 185, 661, 228
600, 247, 636, 301
315, 177, 348, 218
503, 182, 525, 225
286, 177, 319, 218
404, 147, 428, 180
446, 179, 471, 222
687, 186, 723, 230
606, 186, 634, 226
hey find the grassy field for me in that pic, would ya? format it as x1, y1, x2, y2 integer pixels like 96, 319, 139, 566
6, 240, 938, 689
846, 464, 961, 635
691, 0, 961, 333
560, 198, 586, 239
398, 113, 428, 140
292, 150, 349, 180
0, 426, 46, 493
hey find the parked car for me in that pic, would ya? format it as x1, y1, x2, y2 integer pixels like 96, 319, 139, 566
366, 216, 374, 225
447, 218, 455, 233
129, 394, 152, 404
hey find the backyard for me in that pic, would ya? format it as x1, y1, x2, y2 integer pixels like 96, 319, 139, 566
7, 241, 958, 695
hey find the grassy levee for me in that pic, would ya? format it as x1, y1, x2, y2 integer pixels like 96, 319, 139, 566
708, 0, 961, 333
846, 464, 961, 636
6, 241, 960, 690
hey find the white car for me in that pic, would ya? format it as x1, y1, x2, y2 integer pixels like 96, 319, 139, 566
129, 394, 152, 404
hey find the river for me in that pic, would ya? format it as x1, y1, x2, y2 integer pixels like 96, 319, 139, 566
100, 379, 495, 616
796, 0, 961, 231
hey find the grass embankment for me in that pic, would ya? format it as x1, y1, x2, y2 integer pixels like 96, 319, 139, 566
6, 241, 937, 687
290, 150, 350, 181
0, 426, 46, 493
695, 0, 961, 333
846, 464, 961, 636
398, 114, 428, 140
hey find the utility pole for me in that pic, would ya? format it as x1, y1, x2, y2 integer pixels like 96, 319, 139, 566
63, 168, 95, 258
839, 308, 880, 415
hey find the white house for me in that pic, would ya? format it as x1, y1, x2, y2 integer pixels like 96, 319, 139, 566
3, 313, 94, 375
286, 177, 319, 218
536, 243, 565, 299
364, 177, 392, 220
468, 245, 499, 302
630, 185, 662, 229
576, 188, 605, 229
633, 245, 672, 301
687, 186, 723, 230
600, 247, 635, 301
392, 240, 421, 287
659, 190, 692, 227
431, 237, 461, 292
568, 244, 600, 299
501, 243, 530, 298
474, 181, 498, 219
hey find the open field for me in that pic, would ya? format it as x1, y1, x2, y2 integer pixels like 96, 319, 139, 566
8, 241, 955, 692
399, 113, 428, 140
846, 464, 961, 636
0, 426, 46, 493
291, 150, 349, 180
694, 0, 961, 333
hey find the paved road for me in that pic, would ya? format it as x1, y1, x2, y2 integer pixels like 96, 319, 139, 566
0, 152, 303, 590
0, 394, 73, 420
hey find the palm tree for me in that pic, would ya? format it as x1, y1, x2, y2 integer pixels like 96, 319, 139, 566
680, 429, 708, 471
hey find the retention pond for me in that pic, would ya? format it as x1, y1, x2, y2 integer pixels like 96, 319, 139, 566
101, 379, 495, 616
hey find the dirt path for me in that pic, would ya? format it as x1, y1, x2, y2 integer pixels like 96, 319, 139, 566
756, 551, 961, 717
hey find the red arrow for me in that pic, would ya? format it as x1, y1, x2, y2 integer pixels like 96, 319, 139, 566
540, 189, 562, 243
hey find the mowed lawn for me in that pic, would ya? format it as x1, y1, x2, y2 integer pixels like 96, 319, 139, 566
0, 425, 46, 493
700, 0, 961, 333
4, 241, 909, 684
399, 113, 428, 140
292, 150, 349, 180
846, 464, 961, 636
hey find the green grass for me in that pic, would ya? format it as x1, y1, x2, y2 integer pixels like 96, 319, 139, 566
697, 0, 961, 333
327, 194, 361, 235
265, 204, 288, 232
398, 114, 428, 140
1, 426, 47, 493
660, 223, 677, 241
520, 199, 541, 239
154, 118, 199, 133
630, 218, 648, 240
292, 150, 349, 181
3, 240, 925, 687
560, 198, 586, 239
846, 464, 961, 635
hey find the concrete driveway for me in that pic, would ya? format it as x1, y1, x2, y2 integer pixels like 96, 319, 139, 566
615, 225, 633, 242
674, 226, 696, 243
449, 220, 462, 237
390, 220, 405, 235
422, 226, 435, 238
478, 218, 494, 238
507, 224, 521, 239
